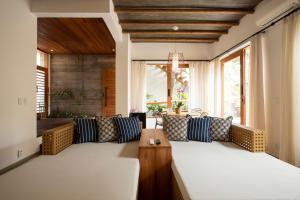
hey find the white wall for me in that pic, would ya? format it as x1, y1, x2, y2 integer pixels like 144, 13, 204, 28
0, 0, 40, 170
116, 34, 132, 116
212, 0, 285, 58
31, 0, 110, 13
132, 43, 212, 60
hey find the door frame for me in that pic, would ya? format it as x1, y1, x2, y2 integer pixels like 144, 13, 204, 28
220, 49, 246, 125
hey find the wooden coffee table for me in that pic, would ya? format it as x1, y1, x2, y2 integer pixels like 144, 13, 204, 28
138, 129, 172, 200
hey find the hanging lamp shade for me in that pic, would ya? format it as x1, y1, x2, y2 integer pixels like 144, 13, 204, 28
168, 51, 184, 72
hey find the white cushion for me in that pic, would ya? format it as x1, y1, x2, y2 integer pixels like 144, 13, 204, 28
171, 141, 300, 200
0, 142, 139, 200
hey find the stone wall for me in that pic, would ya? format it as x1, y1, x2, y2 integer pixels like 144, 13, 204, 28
50, 54, 115, 116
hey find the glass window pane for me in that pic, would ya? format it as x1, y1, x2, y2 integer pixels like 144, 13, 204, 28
172, 68, 189, 111
223, 56, 241, 124
36, 52, 41, 66
36, 50, 46, 67
245, 47, 251, 126
146, 65, 167, 113
36, 69, 45, 113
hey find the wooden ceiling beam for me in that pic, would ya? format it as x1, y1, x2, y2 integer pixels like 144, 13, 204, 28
115, 7, 254, 14
131, 38, 218, 43
120, 20, 239, 26
124, 30, 227, 35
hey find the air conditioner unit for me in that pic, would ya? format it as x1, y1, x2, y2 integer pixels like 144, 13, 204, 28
256, 0, 300, 27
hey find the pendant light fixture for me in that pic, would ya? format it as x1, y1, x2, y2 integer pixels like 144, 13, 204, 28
168, 43, 184, 72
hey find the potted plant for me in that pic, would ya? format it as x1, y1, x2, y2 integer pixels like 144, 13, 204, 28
174, 101, 184, 114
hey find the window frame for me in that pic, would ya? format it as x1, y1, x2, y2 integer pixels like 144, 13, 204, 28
36, 50, 49, 117
220, 48, 247, 125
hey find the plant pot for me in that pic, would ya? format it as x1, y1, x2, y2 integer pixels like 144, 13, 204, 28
175, 108, 181, 115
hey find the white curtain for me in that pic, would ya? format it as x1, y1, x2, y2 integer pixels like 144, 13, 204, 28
247, 11, 300, 166
131, 61, 146, 112
189, 61, 221, 116
248, 34, 275, 155
279, 10, 300, 166
209, 59, 222, 117
248, 34, 266, 130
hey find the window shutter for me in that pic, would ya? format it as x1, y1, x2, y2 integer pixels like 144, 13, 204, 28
36, 68, 46, 113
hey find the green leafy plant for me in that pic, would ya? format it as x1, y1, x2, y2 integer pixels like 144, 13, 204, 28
52, 89, 74, 100
147, 104, 166, 113
174, 101, 184, 109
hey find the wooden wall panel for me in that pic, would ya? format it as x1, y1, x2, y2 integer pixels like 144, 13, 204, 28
102, 69, 116, 116
38, 18, 115, 54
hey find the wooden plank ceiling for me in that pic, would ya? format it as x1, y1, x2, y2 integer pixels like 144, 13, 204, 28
113, 0, 262, 43
38, 18, 115, 54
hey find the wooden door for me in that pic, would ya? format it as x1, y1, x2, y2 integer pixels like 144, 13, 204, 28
102, 68, 116, 116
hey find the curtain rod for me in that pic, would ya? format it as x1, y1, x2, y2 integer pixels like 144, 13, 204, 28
132, 59, 210, 62
210, 7, 300, 61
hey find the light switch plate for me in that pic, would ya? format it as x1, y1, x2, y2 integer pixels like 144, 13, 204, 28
17, 150, 23, 158
18, 97, 22, 105
23, 98, 27, 105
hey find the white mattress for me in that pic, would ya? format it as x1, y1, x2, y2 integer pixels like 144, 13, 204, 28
171, 141, 300, 200
0, 142, 140, 200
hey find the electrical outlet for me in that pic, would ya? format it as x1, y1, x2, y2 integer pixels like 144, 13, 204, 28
17, 150, 23, 158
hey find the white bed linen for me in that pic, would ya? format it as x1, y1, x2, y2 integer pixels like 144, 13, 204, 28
171, 141, 300, 200
0, 142, 139, 200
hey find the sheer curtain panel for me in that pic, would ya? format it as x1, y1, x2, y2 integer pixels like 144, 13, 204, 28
189, 61, 221, 116
279, 10, 300, 167
131, 61, 146, 112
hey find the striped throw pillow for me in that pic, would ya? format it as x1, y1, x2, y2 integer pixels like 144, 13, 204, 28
187, 117, 212, 142
74, 118, 98, 143
114, 117, 141, 143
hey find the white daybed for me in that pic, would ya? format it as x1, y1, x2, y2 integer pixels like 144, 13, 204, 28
0, 142, 140, 200
171, 141, 300, 200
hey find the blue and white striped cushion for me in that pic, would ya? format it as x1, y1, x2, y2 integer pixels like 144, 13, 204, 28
114, 117, 141, 143
187, 117, 212, 142
74, 118, 98, 143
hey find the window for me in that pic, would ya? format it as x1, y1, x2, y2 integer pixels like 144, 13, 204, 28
145, 63, 190, 114
221, 47, 250, 125
171, 67, 189, 111
146, 64, 167, 106
36, 50, 48, 115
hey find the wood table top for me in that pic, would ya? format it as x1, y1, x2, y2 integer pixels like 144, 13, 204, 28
139, 129, 171, 148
